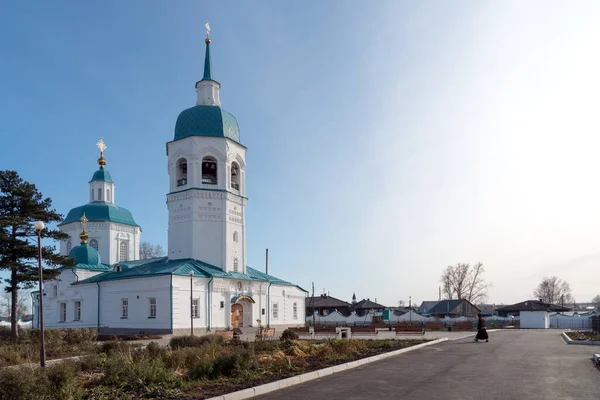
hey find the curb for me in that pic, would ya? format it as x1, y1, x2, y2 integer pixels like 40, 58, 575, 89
561, 331, 600, 346
205, 338, 448, 400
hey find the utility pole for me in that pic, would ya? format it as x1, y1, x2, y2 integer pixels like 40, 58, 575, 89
265, 248, 269, 274
312, 282, 315, 327
409, 296, 412, 322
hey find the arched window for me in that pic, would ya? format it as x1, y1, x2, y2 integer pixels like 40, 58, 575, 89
233, 231, 238, 242
233, 257, 239, 272
66, 241, 72, 253
119, 241, 128, 262
106, 189, 111, 202
293, 302, 298, 319
97, 188, 102, 201
202, 157, 217, 185
89, 239, 98, 250
176, 158, 188, 187
231, 162, 240, 190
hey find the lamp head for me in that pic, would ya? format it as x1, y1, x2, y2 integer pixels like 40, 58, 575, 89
189, 270, 194, 277
34, 221, 45, 231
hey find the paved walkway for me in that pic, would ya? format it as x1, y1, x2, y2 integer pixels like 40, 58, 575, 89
260, 330, 600, 400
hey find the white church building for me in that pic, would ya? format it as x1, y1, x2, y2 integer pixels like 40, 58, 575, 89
32, 31, 307, 335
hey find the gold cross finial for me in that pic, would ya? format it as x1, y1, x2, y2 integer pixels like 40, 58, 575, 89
205, 21, 211, 38
79, 213, 89, 244
96, 139, 107, 154
80, 213, 88, 231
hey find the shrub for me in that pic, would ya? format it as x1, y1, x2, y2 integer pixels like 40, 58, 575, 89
45, 362, 83, 400
280, 329, 299, 341
101, 341, 135, 354
146, 341, 164, 358
169, 334, 223, 349
188, 358, 214, 380
102, 352, 179, 391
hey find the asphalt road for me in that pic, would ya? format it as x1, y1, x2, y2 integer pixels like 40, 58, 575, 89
259, 330, 600, 400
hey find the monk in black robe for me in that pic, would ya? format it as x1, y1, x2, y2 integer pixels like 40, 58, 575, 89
474, 313, 489, 342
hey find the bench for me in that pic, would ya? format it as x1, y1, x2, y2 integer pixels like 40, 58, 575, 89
453, 322, 475, 331
395, 324, 424, 335
313, 328, 337, 336
289, 327, 310, 333
215, 330, 233, 341
351, 326, 377, 335
424, 322, 444, 331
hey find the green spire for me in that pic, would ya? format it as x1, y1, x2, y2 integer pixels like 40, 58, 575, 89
203, 38, 212, 81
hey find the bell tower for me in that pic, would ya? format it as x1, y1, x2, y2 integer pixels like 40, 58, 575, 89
166, 24, 247, 273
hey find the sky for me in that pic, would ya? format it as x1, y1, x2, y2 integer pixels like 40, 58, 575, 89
1, 1, 600, 307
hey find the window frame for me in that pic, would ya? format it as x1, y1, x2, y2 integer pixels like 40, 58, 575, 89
121, 298, 128, 319
59, 302, 67, 322
192, 298, 200, 318
74, 300, 81, 321
272, 302, 279, 319
293, 302, 298, 320
119, 241, 128, 262
149, 297, 157, 318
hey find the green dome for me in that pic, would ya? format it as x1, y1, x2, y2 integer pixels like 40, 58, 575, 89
174, 105, 240, 142
69, 244, 101, 265
90, 168, 113, 183
59, 202, 139, 227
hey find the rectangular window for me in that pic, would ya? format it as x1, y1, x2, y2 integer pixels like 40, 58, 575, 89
192, 299, 199, 318
74, 301, 81, 321
293, 302, 298, 320
272, 303, 279, 319
53, 285, 58, 297
98, 188, 102, 201
220, 301, 225, 309
121, 298, 128, 319
59, 302, 67, 322
149, 298, 156, 318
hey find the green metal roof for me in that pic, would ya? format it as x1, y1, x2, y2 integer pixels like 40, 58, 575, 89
90, 168, 113, 183
68, 244, 101, 265
174, 105, 240, 143
59, 202, 139, 227
74, 257, 298, 286
59, 263, 111, 272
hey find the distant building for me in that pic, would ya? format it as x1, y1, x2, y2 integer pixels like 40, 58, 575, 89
424, 299, 480, 317
306, 295, 351, 316
418, 301, 440, 314
497, 300, 571, 328
350, 298, 387, 317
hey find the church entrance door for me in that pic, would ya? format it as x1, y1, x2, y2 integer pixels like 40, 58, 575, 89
231, 304, 243, 328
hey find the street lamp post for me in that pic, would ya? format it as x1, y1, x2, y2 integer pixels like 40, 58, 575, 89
189, 270, 194, 336
34, 220, 46, 368
409, 296, 412, 323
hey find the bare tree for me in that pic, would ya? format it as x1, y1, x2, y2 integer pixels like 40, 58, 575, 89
441, 262, 490, 304
139, 242, 165, 260
592, 295, 600, 307
397, 300, 405, 307
533, 276, 573, 305
0, 290, 29, 319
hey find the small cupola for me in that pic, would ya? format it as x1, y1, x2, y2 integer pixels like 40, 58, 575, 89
68, 213, 101, 265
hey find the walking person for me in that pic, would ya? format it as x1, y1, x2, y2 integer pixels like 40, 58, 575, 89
474, 313, 489, 342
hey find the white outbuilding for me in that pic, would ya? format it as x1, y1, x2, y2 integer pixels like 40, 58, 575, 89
497, 300, 571, 329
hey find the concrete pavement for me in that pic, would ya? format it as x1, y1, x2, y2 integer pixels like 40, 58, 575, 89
258, 330, 600, 400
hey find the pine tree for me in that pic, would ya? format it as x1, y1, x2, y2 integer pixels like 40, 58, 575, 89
0, 170, 72, 338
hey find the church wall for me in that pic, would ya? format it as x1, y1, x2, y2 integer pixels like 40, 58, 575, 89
171, 275, 209, 330
96, 276, 171, 331
39, 270, 99, 329
59, 221, 140, 265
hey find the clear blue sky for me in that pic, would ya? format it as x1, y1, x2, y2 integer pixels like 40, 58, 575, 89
2, 1, 600, 306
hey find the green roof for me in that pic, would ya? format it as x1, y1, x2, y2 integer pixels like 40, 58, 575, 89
59, 202, 139, 227
174, 105, 240, 143
90, 168, 113, 183
68, 244, 101, 265
74, 257, 298, 286
59, 263, 111, 272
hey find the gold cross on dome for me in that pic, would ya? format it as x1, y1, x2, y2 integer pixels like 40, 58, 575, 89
205, 21, 211, 38
96, 139, 107, 154
80, 213, 88, 231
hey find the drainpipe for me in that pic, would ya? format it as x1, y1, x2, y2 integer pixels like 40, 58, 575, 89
71, 267, 79, 282
96, 282, 101, 331
207, 277, 214, 332
267, 282, 272, 328
170, 275, 173, 334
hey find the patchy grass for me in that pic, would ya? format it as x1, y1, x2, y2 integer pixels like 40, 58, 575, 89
0, 328, 99, 368
565, 331, 600, 341
0, 336, 429, 399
